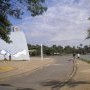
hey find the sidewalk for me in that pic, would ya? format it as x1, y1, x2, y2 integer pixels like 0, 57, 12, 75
61, 59, 90, 90
0, 57, 54, 81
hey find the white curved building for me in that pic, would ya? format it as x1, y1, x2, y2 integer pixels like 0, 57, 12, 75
0, 26, 30, 60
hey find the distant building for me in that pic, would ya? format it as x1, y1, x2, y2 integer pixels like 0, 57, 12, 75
0, 26, 30, 60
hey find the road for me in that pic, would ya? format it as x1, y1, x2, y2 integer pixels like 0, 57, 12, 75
0, 56, 74, 90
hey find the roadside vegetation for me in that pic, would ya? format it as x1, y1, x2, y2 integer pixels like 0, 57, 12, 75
80, 58, 90, 63
79, 54, 90, 63
28, 44, 90, 56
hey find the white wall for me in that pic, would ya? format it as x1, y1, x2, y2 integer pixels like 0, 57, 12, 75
0, 30, 30, 60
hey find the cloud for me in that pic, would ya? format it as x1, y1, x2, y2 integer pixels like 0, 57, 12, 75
18, 0, 90, 45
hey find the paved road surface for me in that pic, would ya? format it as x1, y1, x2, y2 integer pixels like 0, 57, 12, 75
0, 56, 74, 90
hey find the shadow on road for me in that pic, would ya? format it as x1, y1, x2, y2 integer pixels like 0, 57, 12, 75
0, 83, 12, 86
40, 79, 90, 90
0, 84, 35, 90
16, 88, 35, 90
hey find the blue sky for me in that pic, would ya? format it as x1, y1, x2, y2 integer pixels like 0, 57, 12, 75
10, 0, 90, 46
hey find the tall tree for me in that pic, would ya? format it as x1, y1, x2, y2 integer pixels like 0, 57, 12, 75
0, 0, 47, 43
86, 29, 90, 39
86, 17, 90, 39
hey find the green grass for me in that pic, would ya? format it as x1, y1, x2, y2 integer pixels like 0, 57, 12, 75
80, 58, 90, 64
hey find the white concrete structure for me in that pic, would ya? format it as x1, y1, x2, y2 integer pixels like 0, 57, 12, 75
0, 26, 30, 60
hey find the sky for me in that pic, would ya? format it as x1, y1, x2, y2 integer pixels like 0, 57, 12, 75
10, 0, 90, 46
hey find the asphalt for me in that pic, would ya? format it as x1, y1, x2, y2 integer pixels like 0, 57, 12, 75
0, 57, 54, 81
61, 59, 90, 90
0, 56, 74, 90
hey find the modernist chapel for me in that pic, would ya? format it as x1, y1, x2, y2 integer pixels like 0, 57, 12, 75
0, 26, 30, 60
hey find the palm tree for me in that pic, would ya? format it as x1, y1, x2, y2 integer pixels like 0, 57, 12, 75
80, 44, 83, 47
86, 29, 90, 39
86, 17, 90, 39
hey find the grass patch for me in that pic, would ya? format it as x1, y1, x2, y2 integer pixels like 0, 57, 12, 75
0, 66, 15, 72
79, 58, 90, 64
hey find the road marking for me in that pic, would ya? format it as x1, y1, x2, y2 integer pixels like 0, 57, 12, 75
44, 58, 50, 60
45, 64, 51, 67
52, 64, 61, 66
44, 63, 61, 67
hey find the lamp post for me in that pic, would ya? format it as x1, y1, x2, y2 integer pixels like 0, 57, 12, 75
41, 44, 43, 61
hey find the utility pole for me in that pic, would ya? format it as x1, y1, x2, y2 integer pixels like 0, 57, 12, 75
41, 44, 43, 61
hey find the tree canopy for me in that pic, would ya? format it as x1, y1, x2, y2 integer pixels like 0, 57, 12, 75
28, 44, 90, 56
0, 0, 47, 43
86, 29, 90, 39
86, 18, 90, 39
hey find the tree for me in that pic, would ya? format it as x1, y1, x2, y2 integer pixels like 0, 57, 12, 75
84, 45, 89, 54
80, 44, 83, 47
28, 44, 41, 56
86, 17, 90, 39
64, 46, 73, 54
86, 29, 90, 39
57, 45, 63, 54
0, 0, 47, 43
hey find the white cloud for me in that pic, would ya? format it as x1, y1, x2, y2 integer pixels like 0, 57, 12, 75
18, 0, 90, 45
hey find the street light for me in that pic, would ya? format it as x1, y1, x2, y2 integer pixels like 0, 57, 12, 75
41, 44, 43, 61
